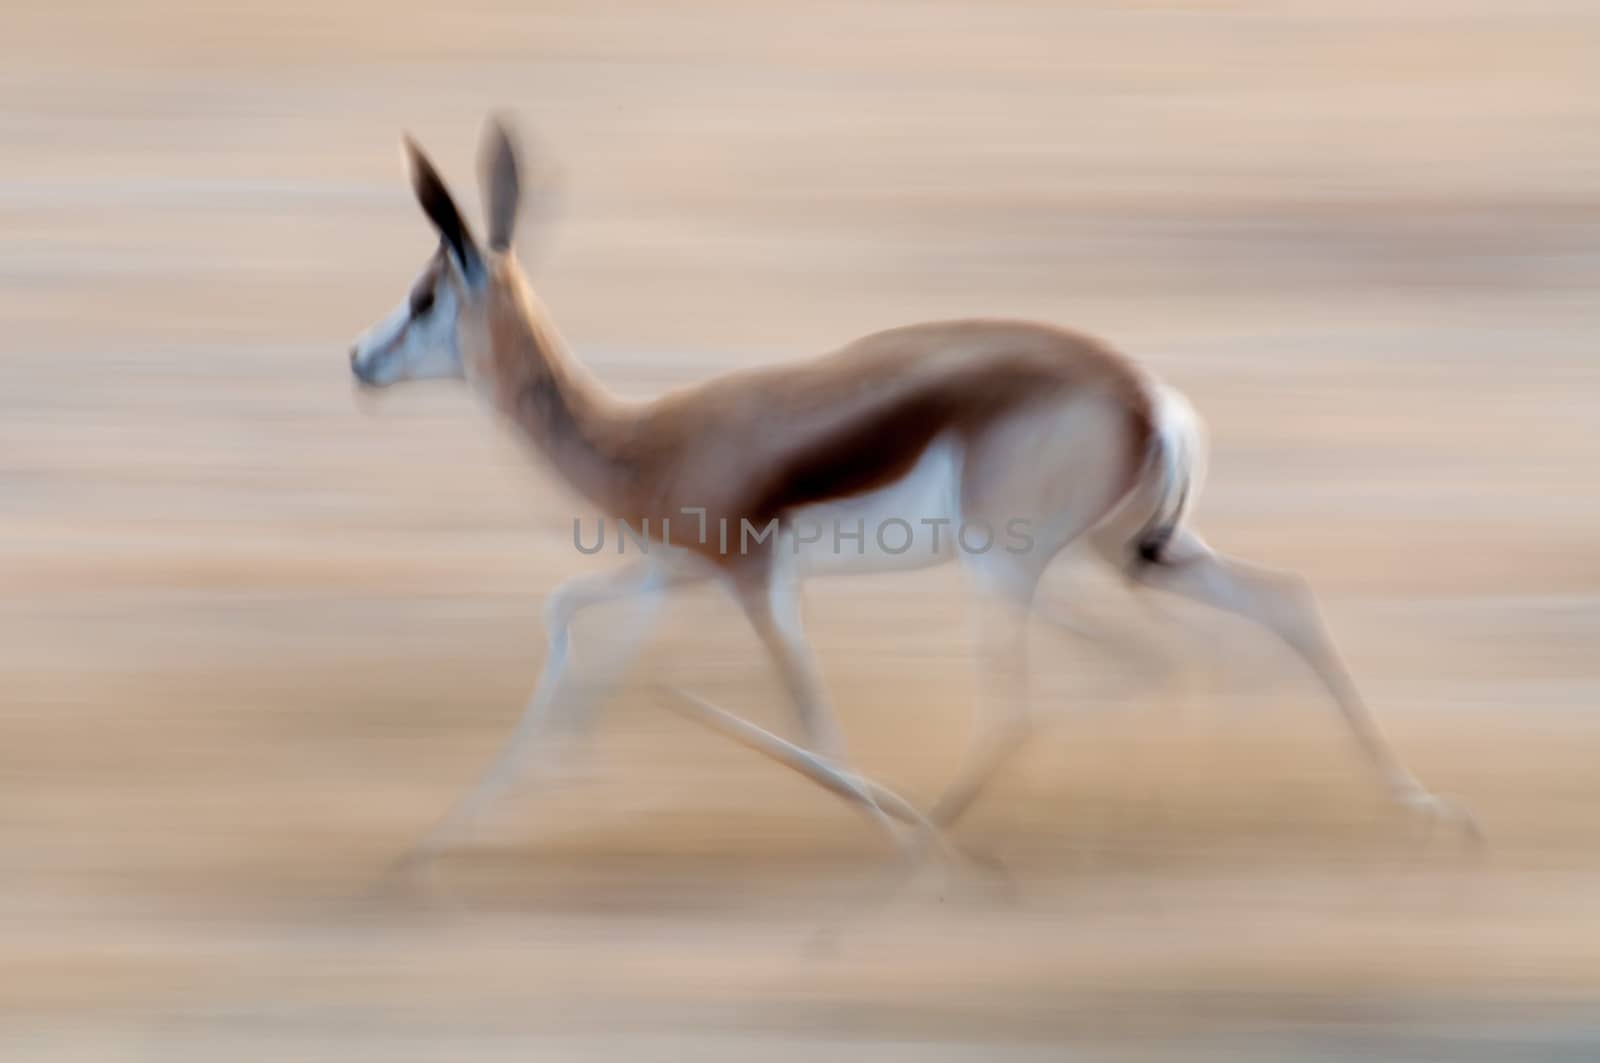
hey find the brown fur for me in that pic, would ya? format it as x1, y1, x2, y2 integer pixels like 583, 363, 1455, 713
460, 257, 1156, 567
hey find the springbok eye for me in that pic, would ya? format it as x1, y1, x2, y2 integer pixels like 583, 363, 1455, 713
410, 288, 435, 317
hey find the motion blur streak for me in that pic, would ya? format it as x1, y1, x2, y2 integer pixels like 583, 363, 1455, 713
3, 1, 1599, 1059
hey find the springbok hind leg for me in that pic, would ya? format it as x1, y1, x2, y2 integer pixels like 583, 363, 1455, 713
1127, 528, 1480, 841
930, 581, 1036, 831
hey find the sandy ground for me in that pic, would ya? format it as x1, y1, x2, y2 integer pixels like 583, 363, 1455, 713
4, 1, 1600, 1058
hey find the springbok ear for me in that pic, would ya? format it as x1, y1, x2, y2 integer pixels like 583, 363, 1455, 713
479, 115, 521, 254
403, 135, 482, 281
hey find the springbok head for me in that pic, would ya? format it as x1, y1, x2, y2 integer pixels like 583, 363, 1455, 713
349, 117, 526, 389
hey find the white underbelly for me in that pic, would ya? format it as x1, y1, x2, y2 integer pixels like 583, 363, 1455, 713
786, 435, 965, 577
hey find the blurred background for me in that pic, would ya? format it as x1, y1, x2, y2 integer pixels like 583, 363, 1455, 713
4, 1, 1599, 1058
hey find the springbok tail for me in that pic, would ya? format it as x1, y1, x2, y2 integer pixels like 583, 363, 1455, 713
1132, 384, 1207, 566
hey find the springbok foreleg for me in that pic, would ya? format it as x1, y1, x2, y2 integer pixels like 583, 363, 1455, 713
658, 687, 937, 836
400, 559, 692, 870
723, 571, 942, 857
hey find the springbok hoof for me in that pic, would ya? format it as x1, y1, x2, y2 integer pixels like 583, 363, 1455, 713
1401, 790, 1483, 848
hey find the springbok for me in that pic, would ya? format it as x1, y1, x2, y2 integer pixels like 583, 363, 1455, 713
349, 116, 1476, 869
